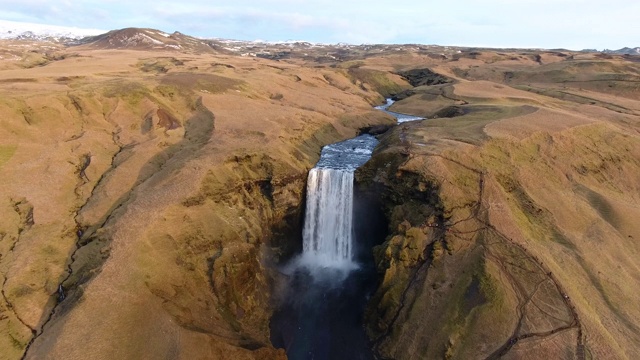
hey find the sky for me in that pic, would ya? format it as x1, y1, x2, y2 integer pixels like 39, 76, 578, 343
0, 0, 638, 50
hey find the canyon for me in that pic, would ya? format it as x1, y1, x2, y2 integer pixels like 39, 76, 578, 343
0, 28, 639, 359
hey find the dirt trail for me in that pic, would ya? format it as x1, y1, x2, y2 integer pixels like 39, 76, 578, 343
440, 156, 585, 360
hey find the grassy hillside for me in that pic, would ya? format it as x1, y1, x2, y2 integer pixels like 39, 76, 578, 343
357, 50, 640, 359
0, 40, 396, 360
1, 37, 639, 360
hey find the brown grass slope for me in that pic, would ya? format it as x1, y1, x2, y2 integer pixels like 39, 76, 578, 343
0, 40, 399, 360
356, 51, 640, 359
2, 37, 639, 360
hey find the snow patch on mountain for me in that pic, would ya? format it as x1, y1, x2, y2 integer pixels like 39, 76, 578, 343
604, 47, 640, 55
0, 19, 105, 42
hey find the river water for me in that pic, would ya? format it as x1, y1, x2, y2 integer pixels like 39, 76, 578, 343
270, 99, 421, 359
374, 98, 423, 123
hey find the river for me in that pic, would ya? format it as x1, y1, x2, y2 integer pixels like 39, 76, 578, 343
270, 99, 421, 359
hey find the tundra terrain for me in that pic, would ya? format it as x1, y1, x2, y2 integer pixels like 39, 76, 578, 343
0, 29, 639, 359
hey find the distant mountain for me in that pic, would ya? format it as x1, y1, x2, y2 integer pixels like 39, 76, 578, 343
581, 46, 640, 55
76, 27, 222, 53
0, 19, 104, 42
603, 47, 640, 55
0, 21, 230, 53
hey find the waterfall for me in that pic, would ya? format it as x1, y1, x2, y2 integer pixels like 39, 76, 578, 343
270, 109, 401, 358
302, 168, 355, 269
291, 134, 378, 275
270, 133, 383, 359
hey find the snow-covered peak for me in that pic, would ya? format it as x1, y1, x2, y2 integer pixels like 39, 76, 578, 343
0, 19, 105, 42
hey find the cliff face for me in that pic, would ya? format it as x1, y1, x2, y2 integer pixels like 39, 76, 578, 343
0, 44, 398, 359
359, 122, 640, 360
358, 132, 580, 359
356, 53, 640, 359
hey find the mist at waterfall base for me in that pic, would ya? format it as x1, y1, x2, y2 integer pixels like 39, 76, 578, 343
270, 135, 387, 360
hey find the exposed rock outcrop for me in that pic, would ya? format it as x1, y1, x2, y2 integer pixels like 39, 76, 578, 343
396, 68, 452, 87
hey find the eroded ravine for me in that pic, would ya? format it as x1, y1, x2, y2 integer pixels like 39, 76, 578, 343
269, 134, 384, 360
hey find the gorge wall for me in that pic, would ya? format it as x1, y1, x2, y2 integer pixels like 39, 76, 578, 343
355, 53, 640, 359
0, 44, 399, 360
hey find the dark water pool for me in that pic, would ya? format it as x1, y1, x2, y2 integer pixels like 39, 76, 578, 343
270, 185, 386, 360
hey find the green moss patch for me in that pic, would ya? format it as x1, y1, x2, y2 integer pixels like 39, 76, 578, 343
136, 57, 184, 73
161, 73, 244, 94
346, 68, 406, 97
0, 145, 17, 168
102, 80, 151, 107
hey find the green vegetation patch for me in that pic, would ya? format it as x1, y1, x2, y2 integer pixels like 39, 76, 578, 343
494, 171, 577, 249
417, 104, 537, 145
19, 51, 49, 68
161, 73, 244, 94
574, 183, 621, 229
154, 84, 180, 99
338, 110, 394, 130
102, 80, 151, 107
10, 284, 35, 298
437, 251, 491, 359
0, 145, 17, 168
515, 85, 634, 114
346, 68, 405, 97
136, 57, 184, 73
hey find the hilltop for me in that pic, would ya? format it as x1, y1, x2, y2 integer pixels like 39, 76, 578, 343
76, 28, 227, 53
